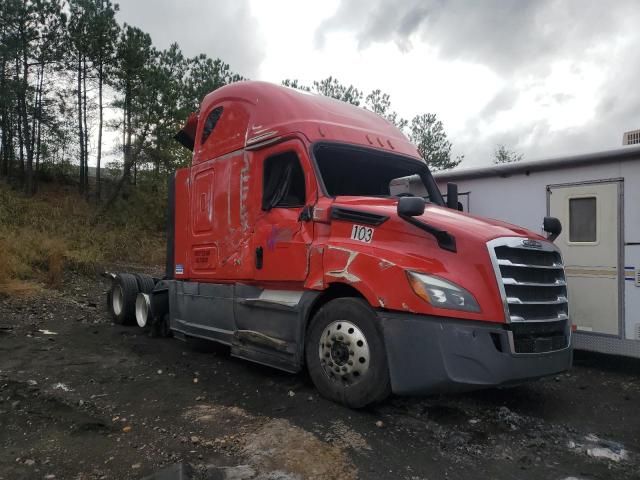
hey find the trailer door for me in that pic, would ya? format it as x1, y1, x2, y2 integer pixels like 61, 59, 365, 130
549, 181, 621, 335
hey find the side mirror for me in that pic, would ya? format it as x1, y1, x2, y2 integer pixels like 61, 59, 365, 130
457, 201, 464, 212
543, 216, 562, 242
446, 183, 459, 210
398, 197, 425, 217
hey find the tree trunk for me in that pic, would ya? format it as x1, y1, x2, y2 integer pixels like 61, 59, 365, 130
126, 83, 132, 184
22, 41, 33, 195
96, 127, 149, 219
7, 121, 15, 178
32, 62, 45, 192
0, 119, 7, 177
5, 110, 15, 178
96, 63, 103, 202
0, 126, 6, 177
15, 56, 24, 180
77, 56, 85, 194
82, 55, 89, 195
0, 54, 7, 177
34, 102, 42, 190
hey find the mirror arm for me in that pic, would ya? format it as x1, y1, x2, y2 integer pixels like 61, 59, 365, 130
399, 215, 457, 253
546, 231, 560, 242
446, 183, 459, 210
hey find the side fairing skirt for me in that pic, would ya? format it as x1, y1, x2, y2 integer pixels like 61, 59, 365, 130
167, 280, 319, 372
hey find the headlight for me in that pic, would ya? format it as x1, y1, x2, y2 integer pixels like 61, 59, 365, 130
406, 271, 480, 313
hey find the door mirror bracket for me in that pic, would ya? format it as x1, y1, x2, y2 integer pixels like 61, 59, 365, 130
298, 205, 313, 222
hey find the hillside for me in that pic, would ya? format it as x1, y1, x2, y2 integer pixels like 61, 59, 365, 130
0, 181, 166, 296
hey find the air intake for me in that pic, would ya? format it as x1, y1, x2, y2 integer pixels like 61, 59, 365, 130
487, 237, 570, 354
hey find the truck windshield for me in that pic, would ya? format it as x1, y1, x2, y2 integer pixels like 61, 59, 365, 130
314, 143, 444, 205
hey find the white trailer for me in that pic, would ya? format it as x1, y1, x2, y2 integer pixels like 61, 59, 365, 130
429, 145, 640, 358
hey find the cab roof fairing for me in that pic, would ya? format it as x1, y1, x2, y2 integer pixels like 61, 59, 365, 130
196, 81, 420, 159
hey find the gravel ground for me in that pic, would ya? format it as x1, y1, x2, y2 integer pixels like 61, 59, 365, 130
1, 271, 639, 480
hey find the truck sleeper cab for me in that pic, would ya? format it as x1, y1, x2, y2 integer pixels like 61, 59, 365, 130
108, 81, 572, 408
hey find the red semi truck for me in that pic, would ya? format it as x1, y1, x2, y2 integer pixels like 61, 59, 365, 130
107, 81, 572, 407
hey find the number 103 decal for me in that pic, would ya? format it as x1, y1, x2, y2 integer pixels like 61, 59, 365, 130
350, 224, 374, 243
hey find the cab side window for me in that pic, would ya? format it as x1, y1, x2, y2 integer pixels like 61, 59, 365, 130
201, 107, 223, 144
262, 152, 306, 210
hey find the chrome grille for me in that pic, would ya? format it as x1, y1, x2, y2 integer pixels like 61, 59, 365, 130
488, 237, 570, 354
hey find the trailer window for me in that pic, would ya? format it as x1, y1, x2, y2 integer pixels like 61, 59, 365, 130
201, 107, 223, 144
569, 197, 597, 242
262, 152, 306, 210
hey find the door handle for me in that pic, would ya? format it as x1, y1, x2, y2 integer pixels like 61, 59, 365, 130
255, 246, 263, 270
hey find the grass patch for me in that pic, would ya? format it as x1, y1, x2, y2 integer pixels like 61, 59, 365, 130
0, 182, 166, 296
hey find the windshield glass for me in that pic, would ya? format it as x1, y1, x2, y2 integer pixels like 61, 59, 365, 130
314, 143, 444, 205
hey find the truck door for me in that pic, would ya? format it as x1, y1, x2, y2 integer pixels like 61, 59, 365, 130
252, 140, 316, 283
549, 181, 621, 335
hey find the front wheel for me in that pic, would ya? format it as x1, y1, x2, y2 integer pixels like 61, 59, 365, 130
305, 298, 391, 408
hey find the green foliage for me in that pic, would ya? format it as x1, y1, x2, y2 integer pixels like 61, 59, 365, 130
312, 76, 363, 106
282, 79, 311, 92
185, 55, 244, 111
281, 79, 463, 169
494, 144, 524, 164
409, 113, 462, 171
364, 89, 408, 129
1, 0, 467, 222
282, 77, 363, 105
0, 0, 246, 199
89, 0, 119, 72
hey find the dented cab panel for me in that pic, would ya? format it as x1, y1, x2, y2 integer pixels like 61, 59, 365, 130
320, 204, 506, 323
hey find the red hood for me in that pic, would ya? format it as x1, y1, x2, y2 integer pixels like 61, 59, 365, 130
332, 197, 542, 243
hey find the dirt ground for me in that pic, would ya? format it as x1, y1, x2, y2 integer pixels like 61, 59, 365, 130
1, 271, 639, 480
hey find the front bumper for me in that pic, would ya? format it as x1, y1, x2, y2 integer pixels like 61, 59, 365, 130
379, 311, 572, 395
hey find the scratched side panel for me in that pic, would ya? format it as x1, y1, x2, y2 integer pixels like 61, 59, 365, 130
213, 151, 254, 280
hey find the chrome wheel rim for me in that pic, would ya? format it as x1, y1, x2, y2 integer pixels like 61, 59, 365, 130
112, 285, 124, 316
319, 320, 370, 385
135, 293, 150, 328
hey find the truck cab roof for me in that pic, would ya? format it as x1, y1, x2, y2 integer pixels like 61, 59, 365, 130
177, 81, 420, 164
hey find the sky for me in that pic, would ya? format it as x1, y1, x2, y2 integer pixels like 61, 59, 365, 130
115, 0, 640, 168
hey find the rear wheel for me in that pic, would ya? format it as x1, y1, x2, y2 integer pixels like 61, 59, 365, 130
109, 273, 139, 325
135, 273, 155, 294
305, 298, 391, 408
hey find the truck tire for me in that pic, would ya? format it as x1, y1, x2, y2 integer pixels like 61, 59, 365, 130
135, 273, 156, 294
305, 298, 391, 408
109, 273, 139, 325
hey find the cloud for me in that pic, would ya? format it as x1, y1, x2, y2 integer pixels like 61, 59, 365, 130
316, 0, 636, 75
116, 0, 265, 78
480, 87, 520, 119
317, 0, 640, 166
